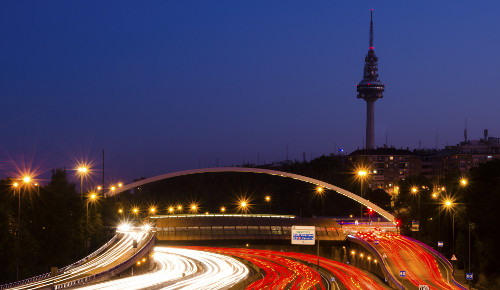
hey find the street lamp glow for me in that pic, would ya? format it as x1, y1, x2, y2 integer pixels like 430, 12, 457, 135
265, 196, 271, 202
411, 187, 418, 194
133, 207, 139, 214
445, 200, 452, 207
177, 205, 183, 211
150, 207, 156, 214
13, 182, 19, 188
118, 208, 123, 214
78, 167, 88, 173
460, 178, 468, 187
358, 170, 367, 177
316, 187, 323, 193
168, 206, 174, 213
23, 176, 31, 183
220, 206, 226, 213
118, 183, 123, 187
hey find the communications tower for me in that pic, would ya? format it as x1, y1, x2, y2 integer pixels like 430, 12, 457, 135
357, 10, 385, 150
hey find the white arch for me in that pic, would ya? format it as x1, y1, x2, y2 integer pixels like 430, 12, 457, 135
106, 167, 395, 223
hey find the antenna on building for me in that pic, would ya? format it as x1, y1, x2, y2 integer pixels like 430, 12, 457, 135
464, 118, 468, 143
484, 129, 488, 140
385, 130, 388, 147
369, 9, 374, 49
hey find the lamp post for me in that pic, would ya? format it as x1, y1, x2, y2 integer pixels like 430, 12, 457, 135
444, 199, 455, 272
357, 170, 368, 220
86, 193, 97, 254
13, 181, 20, 281
316, 187, 325, 216
220, 206, 226, 213
411, 186, 421, 236
265, 195, 271, 214
77, 166, 88, 200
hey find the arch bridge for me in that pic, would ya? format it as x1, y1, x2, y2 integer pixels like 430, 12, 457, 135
106, 167, 395, 223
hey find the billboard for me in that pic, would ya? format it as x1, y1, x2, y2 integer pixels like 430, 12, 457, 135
291, 226, 316, 245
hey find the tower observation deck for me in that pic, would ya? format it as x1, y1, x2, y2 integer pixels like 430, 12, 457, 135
357, 10, 385, 150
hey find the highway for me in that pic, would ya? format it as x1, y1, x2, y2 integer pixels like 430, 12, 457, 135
75, 247, 248, 290
193, 247, 389, 289
4, 226, 152, 290
355, 230, 466, 290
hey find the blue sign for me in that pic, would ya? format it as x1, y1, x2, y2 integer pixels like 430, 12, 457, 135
438, 241, 443, 247
292, 233, 314, 240
400, 270, 406, 278
466, 273, 473, 280
374, 240, 380, 244
331, 277, 335, 282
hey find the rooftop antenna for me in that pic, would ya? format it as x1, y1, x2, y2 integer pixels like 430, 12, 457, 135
369, 9, 374, 49
464, 118, 468, 143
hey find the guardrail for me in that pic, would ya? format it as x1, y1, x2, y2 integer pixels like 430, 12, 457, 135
403, 236, 467, 290
0, 235, 119, 290
54, 232, 156, 289
347, 235, 403, 289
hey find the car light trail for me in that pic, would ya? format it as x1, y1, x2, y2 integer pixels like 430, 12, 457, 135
9, 228, 151, 290
74, 247, 248, 290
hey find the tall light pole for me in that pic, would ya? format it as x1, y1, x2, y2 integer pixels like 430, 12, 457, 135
77, 166, 88, 200
444, 199, 455, 263
265, 195, 271, 214
15, 176, 31, 280
86, 193, 97, 254
316, 187, 325, 216
13, 181, 20, 281
357, 170, 368, 220
411, 186, 421, 235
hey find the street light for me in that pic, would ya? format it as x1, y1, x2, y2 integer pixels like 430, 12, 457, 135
12, 181, 20, 280
220, 206, 226, 213
77, 166, 89, 200
357, 169, 368, 220
460, 178, 468, 187
168, 206, 174, 214
443, 199, 456, 259
411, 186, 421, 234
86, 192, 98, 254
265, 195, 271, 214
316, 187, 325, 216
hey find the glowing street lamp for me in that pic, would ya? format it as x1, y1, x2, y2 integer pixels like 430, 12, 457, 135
77, 166, 89, 200
86, 192, 98, 254
12, 181, 21, 280
220, 206, 226, 213
356, 168, 369, 219
118, 208, 123, 214
316, 187, 325, 216
168, 206, 174, 214
265, 195, 271, 214
460, 178, 468, 187
443, 199, 456, 256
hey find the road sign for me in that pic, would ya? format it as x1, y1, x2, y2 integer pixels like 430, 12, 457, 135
419, 285, 430, 290
374, 240, 380, 244
451, 254, 458, 261
291, 226, 315, 245
400, 270, 406, 277
438, 241, 443, 247
331, 277, 335, 282
466, 273, 473, 280
411, 220, 419, 231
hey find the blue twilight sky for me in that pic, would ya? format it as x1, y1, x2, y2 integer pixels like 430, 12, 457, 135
1, 1, 500, 184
